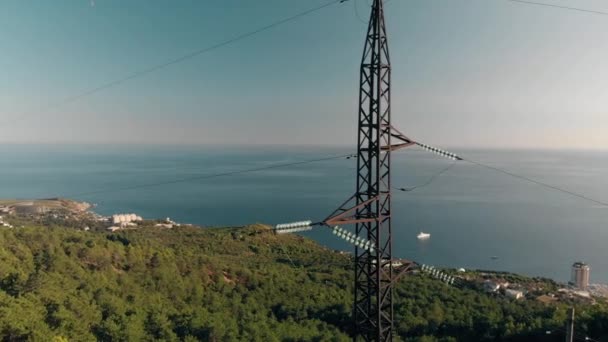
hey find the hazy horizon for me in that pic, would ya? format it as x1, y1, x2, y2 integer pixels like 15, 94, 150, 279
1, 0, 607, 149
2, 141, 608, 153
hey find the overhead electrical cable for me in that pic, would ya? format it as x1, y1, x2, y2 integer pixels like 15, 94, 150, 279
463, 158, 608, 207
353, 0, 368, 24
394, 162, 456, 192
4, 0, 606, 130
2, 0, 347, 127
61, 153, 354, 199
53, 144, 608, 210
392, 143, 608, 208
504, 0, 608, 16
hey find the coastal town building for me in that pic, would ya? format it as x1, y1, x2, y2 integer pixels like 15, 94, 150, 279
154, 217, 181, 229
104, 213, 144, 231
0, 217, 13, 228
588, 284, 608, 298
484, 280, 500, 293
570, 262, 591, 290
505, 289, 524, 300
111, 213, 143, 227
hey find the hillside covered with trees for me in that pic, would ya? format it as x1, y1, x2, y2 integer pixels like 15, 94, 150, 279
0, 223, 607, 341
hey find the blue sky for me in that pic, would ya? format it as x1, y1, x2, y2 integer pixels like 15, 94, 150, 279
0, 0, 607, 148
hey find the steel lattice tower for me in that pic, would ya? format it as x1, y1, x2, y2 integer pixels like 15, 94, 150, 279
278, 2, 463, 336
278, 0, 461, 337
353, 0, 393, 339
324, 0, 413, 340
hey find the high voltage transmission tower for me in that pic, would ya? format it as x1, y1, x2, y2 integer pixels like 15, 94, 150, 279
271, 0, 606, 335
323, 0, 410, 339
275, 0, 463, 340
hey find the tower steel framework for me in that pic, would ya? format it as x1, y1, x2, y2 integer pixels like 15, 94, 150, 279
324, 0, 413, 340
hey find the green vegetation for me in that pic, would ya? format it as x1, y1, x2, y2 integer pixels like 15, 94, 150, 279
394, 276, 607, 341
0, 223, 607, 341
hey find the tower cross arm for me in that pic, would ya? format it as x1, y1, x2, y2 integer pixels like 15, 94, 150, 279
324, 196, 380, 226
381, 125, 416, 152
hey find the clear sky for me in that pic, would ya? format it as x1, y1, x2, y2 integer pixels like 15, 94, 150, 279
1, 0, 607, 149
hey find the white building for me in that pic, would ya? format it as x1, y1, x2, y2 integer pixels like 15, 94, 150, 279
484, 280, 500, 293
111, 213, 143, 226
505, 289, 524, 300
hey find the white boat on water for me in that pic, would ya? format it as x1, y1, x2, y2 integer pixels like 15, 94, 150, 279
417, 231, 430, 240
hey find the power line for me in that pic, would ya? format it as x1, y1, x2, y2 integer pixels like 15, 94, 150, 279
504, 0, 608, 16
463, 158, 608, 208
62, 153, 354, 199
353, 0, 368, 24
61, 146, 608, 209
390, 144, 608, 208
4, 0, 606, 130
3, 0, 346, 128
394, 162, 456, 192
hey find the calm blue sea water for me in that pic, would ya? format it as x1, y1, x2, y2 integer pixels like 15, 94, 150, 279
1, 144, 607, 283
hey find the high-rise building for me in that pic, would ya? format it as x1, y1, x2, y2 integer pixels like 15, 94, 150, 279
570, 262, 591, 290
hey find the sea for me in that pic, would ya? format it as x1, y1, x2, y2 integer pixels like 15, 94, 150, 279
1, 144, 606, 283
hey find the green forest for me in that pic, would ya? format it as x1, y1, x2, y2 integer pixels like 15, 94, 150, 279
0, 223, 607, 341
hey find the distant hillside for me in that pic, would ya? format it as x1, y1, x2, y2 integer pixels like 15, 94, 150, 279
0, 222, 606, 341
0, 198, 91, 215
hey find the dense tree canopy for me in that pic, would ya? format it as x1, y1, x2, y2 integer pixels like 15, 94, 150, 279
0, 223, 606, 341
